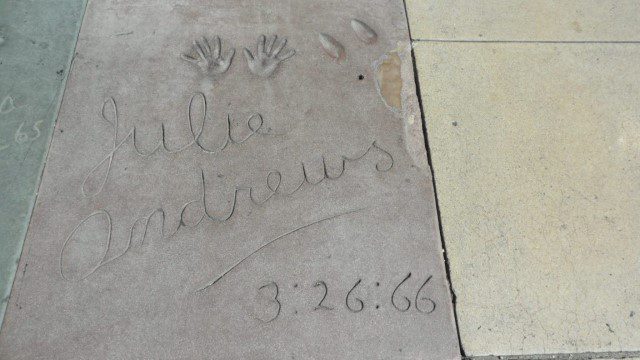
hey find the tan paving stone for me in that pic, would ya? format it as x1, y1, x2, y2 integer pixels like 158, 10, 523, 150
415, 41, 640, 355
406, 0, 640, 41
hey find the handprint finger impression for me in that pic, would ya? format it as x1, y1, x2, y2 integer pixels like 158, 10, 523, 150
181, 36, 235, 76
243, 34, 295, 78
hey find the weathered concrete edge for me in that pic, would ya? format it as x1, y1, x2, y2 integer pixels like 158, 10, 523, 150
401, 0, 465, 358
0, 0, 89, 330
411, 39, 640, 44
468, 350, 640, 360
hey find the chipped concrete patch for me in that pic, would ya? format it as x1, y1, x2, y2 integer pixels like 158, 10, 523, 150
373, 43, 430, 172
375, 51, 403, 111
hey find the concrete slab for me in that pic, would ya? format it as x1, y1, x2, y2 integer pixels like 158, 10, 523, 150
471, 356, 640, 360
415, 41, 640, 356
406, 0, 640, 41
0, 0, 87, 326
0, 1, 459, 358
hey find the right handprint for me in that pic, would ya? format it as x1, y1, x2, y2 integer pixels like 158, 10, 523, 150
243, 35, 296, 78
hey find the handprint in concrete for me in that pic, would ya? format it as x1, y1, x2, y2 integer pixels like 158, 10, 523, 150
181, 36, 235, 76
243, 35, 295, 78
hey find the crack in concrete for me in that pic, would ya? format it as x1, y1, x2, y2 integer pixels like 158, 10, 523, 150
402, 4, 640, 360
401, 0, 465, 358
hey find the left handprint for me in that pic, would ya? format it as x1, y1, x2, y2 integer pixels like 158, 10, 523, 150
181, 36, 235, 76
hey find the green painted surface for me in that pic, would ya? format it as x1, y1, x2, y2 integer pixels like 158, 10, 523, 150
0, 0, 87, 326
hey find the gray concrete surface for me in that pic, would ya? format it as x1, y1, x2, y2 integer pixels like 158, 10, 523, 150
0, 0, 459, 358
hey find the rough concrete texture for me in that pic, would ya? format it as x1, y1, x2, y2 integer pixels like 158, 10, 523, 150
0, 0, 459, 358
415, 41, 640, 356
470, 352, 640, 360
405, 0, 640, 41
0, 0, 87, 326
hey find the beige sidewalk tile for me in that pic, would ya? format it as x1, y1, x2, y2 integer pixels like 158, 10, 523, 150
415, 42, 640, 355
406, 0, 640, 41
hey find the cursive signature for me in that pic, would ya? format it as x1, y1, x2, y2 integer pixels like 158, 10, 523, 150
82, 93, 268, 197
61, 140, 394, 282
